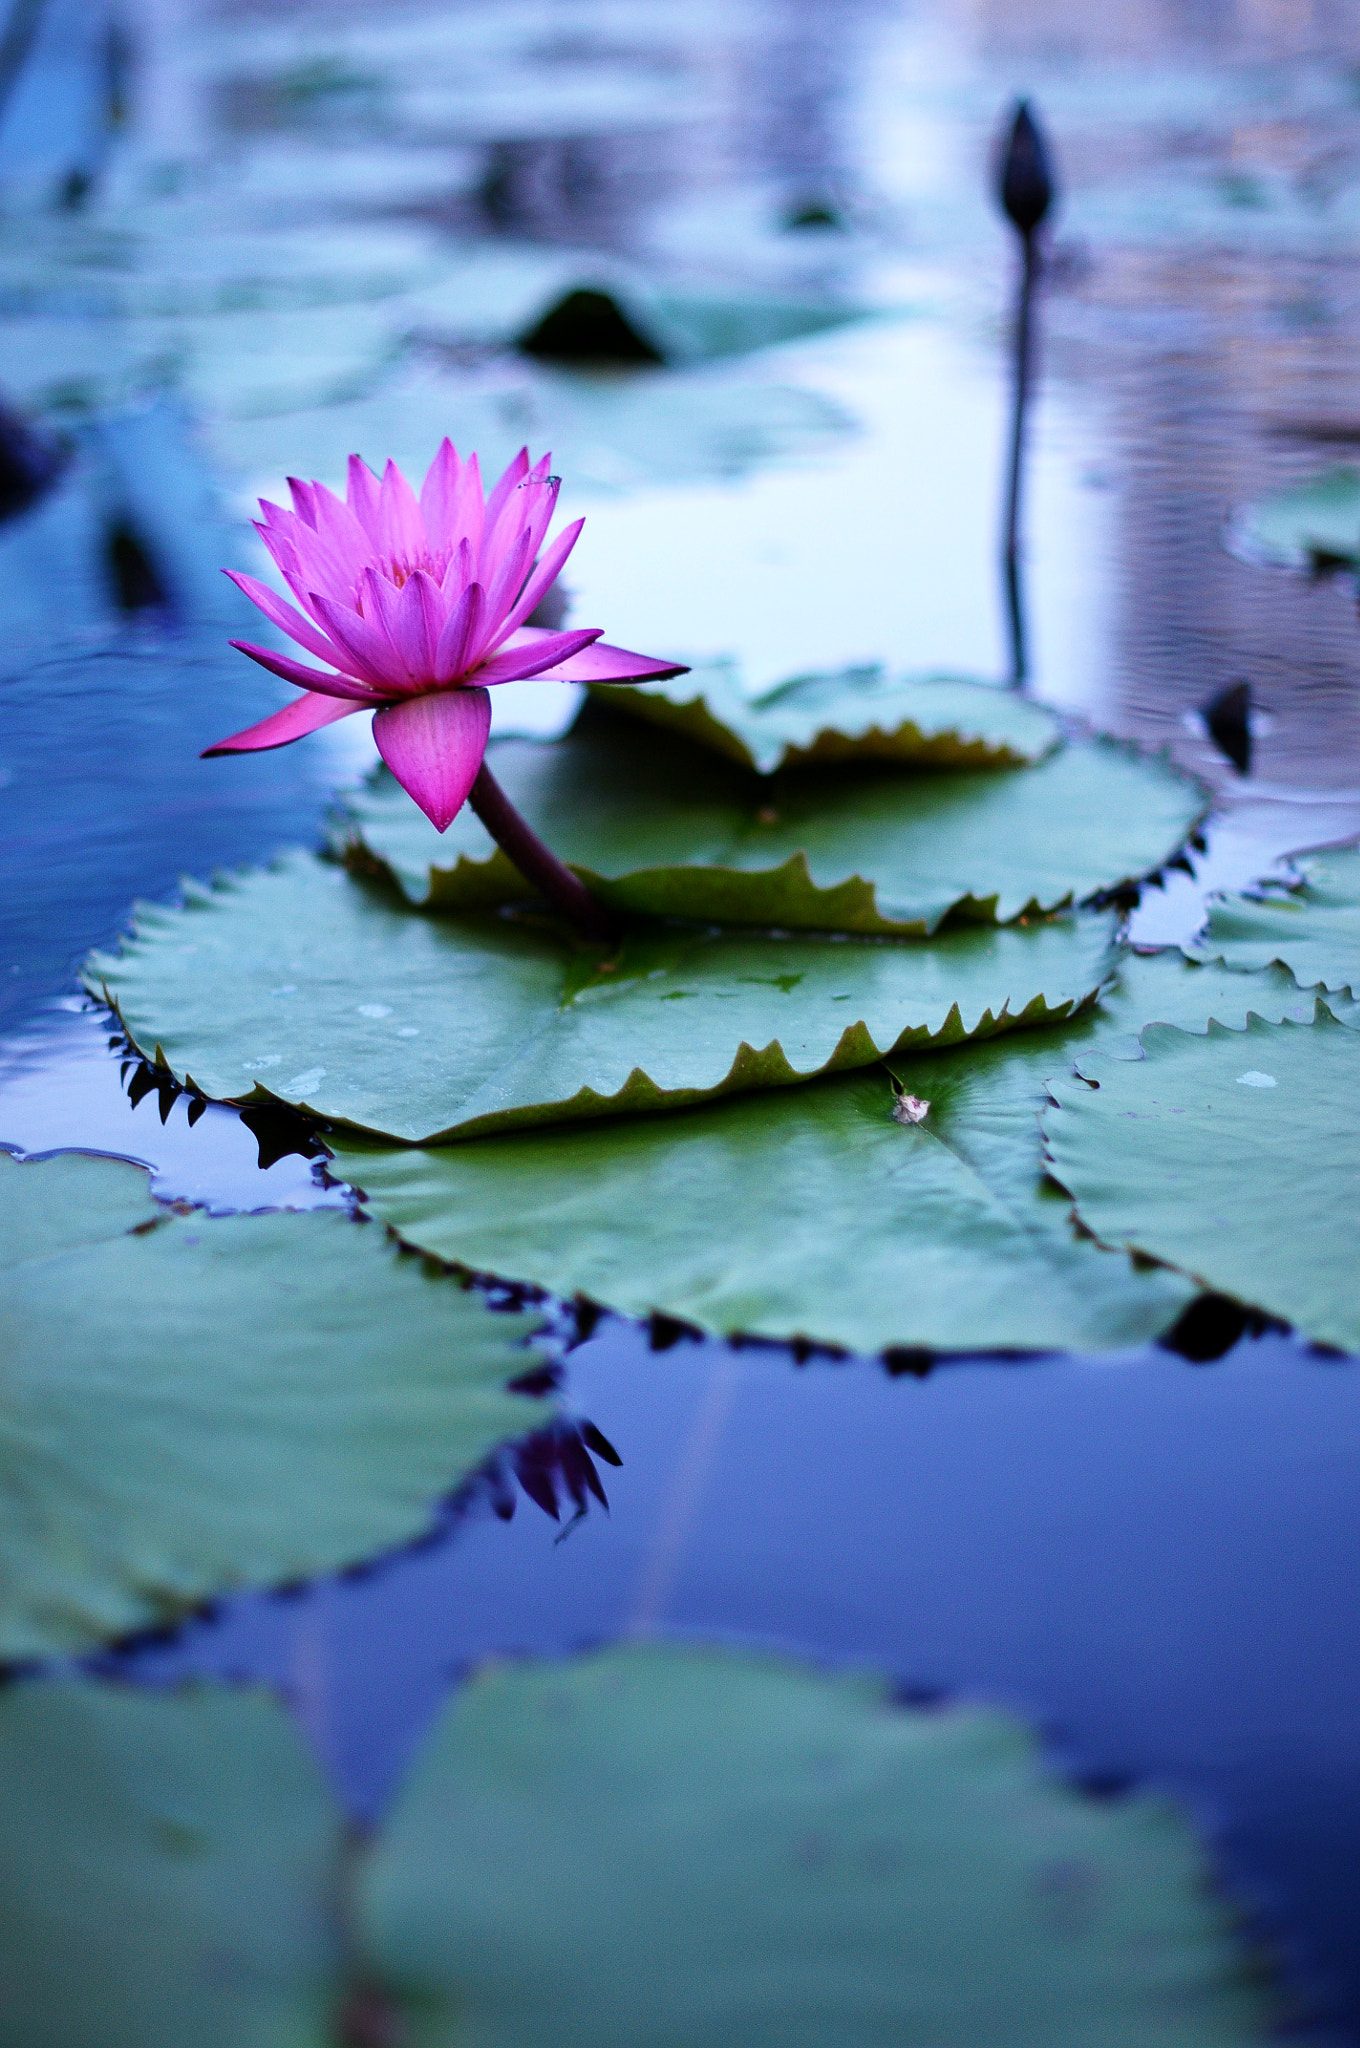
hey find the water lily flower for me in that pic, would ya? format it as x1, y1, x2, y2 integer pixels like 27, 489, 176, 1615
206, 442, 685, 939
206, 441, 684, 830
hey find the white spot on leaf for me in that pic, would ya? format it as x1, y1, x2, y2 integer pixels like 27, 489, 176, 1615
357, 1003, 393, 1018
288, 1067, 326, 1094
1237, 1071, 1276, 1088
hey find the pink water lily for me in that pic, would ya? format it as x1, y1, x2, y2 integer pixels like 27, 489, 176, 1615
206, 441, 685, 834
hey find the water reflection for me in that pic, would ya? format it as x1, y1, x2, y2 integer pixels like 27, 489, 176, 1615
101, 1315, 1360, 2034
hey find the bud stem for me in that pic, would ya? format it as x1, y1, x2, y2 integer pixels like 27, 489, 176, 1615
1002, 227, 1038, 687
469, 760, 624, 943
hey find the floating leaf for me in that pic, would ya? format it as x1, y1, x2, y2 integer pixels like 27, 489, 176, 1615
1188, 847, 1360, 996
1043, 1006, 1360, 1351
0, 1151, 547, 1658
1, 1649, 1265, 2048
88, 855, 1117, 1146
334, 950, 1327, 1356
589, 663, 1062, 775
0, 1682, 340, 2047
339, 709, 1205, 934
1229, 467, 1360, 571
361, 1642, 1268, 2048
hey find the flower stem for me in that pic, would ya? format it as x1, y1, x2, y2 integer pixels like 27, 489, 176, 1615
469, 760, 624, 943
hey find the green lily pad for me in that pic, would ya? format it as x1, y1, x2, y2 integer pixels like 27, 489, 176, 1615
2, 1649, 1265, 2048
335, 951, 1318, 1356
87, 855, 1117, 1147
339, 710, 1204, 934
1188, 847, 1360, 994
1230, 467, 1360, 571
1043, 1005, 1360, 1351
0, 1682, 341, 2048
0, 1150, 548, 1658
588, 663, 1063, 775
362, 1642, 1268, 2048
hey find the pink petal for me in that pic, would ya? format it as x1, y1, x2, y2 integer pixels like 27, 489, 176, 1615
310, 592, 409, 692
534, 639, 690, 685
434, 582, 487, 682
420, 437, 463, 550
310, 482, 374, 570
203, 691, 366, 755
394, 568, 443, 679
286, 477, 318, 527
478, 447, 531, 572
448, 451, 485, 561
229, 640, 384, 702
373, 687, 491, 831
285, 522, 362, 613
439, 536, 474, 603
481, 525, 536, 640
346, 454, 382, 543
493, 518, 583, 643
223, 570, 350, 671
377, 458, 426, 564
516, 472, 561, 569
474, 626, 601, 688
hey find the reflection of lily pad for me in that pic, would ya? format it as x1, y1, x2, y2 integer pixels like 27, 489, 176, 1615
1043, 1007, 1360, 1351
1188, 848, 1360, 994
0, 1150, 547, 1658
590, 663, 1062, 774
208, 355, 852, 504
87, 854, 1115, 1146
363, 1643, 1267, 2048
0, 1682, 340, 2047
1229, 468, 1360, 571
336, 952, 1309, 1355
340, 710, 1204, 935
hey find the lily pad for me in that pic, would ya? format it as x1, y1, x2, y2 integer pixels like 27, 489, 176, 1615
88, 854, 1117, 1146
339, 708, 1205, 934
1229, 467, 1360, 571
1188, 847, 1360, 994
2, 1649, 1265, 2048
0, 1150, 548, 1658
362, 1642, 1267, 2048
0, 1681, 341, 2048
333, 949, 1330, 1356
589, 663, 1063, 774
1043, 1006, 1360, 1351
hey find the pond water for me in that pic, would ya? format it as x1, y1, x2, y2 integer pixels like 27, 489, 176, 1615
4, 0, 1360, 2036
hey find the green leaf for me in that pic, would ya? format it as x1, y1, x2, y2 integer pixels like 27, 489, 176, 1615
337, 708, 1205, 934
1188, 847, 1360, 996
1230, 466, 1360, 571
0, 1682, 340, 2048
336, 951, 1315, 1356
589, 663, 1063, 775
88, 854, 1117, 1146
1043, 1004, 1360, 1351
360, 1641, 1269, 2048
0, 1151, 548, 1658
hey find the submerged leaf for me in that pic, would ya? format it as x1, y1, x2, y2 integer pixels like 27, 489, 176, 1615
0, 1151, 547, 1658
0, 1682, 340, 2048
1043, 1005, 1360, 1350
589, 663, 1062, 775
337, 707, 1205, 934
334, 950, 1326, 1356
87, 853, 1117, 1146
361, 1641, 1268, 2048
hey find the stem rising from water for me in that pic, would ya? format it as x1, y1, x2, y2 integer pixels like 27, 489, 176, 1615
469, 760, 624, 943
